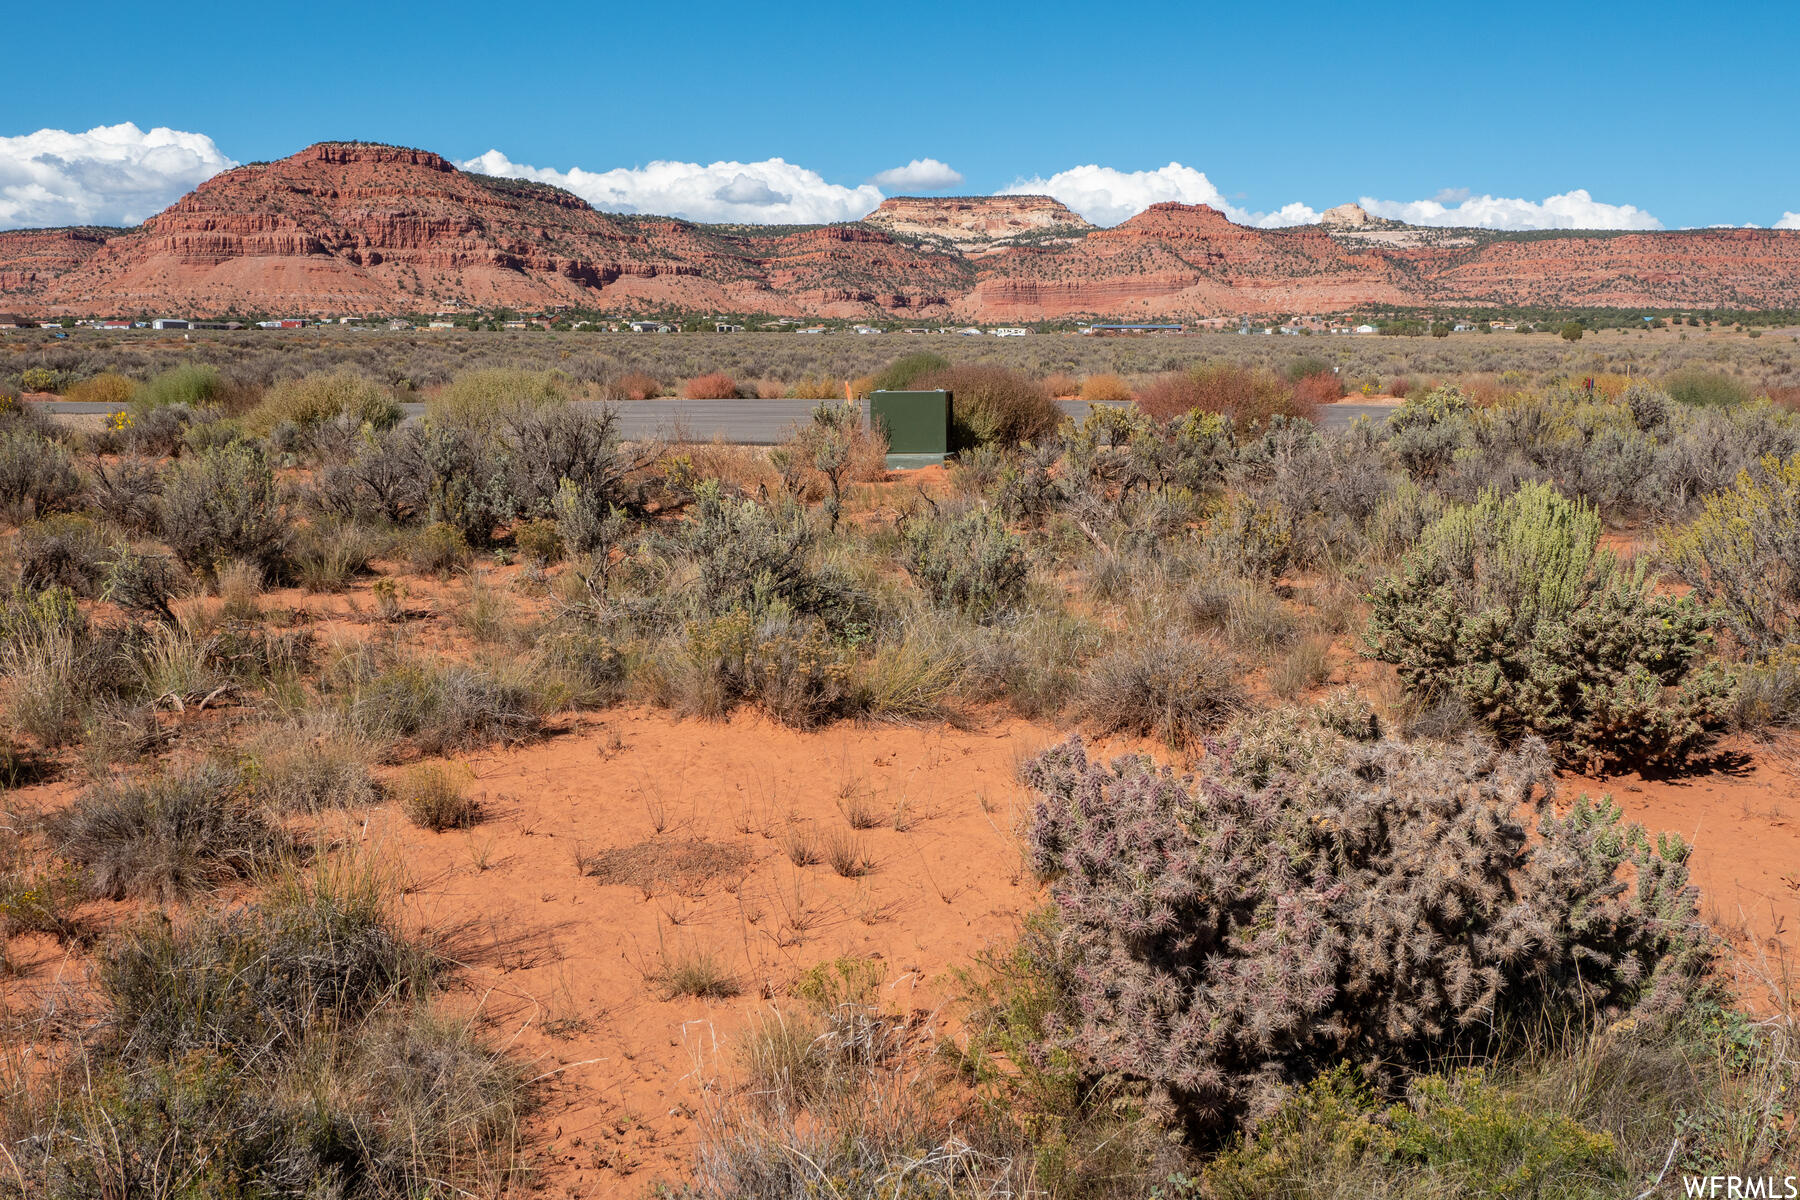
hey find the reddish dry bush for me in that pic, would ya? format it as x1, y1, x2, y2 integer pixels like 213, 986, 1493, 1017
1080, 373, 1135, 404
1459, 373, 1506, 407
1388, 376, 1413, 399
1042, 372, 1082, 399
683, 372, 739, 400
605, 372, 661, 402
1139, 363, 1309, 426
1766, 384, 1800, 411
1292, 371, 1343, 408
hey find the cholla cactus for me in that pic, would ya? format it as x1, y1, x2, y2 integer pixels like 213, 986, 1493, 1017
1368, 481, 1731, 770
1021, 710, 1708, 1135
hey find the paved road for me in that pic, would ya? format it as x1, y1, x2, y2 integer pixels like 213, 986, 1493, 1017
33, 397, 1394, 444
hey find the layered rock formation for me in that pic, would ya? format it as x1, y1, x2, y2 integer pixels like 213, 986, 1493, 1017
4, 142, 1800, 318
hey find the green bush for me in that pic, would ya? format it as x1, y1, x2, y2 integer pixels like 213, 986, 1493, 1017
1368, 481, 1732, 770
1668, 454, 1800, 652
244, 369, 401, 436
1664, 366, 1754, 408
427, 366, 566, 429
1204, 1066, 1621, 1199
920, 364, 1059, 449
134, 363, 222, 410
871, 351, 949, 392
158, 442, 292, 580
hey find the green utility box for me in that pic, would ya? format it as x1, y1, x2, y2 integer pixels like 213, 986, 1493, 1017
867, 389, 950, 469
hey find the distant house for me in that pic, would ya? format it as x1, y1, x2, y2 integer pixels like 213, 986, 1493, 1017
714, 322, 744, 333
0, 314, 28, 329
992, 327, 1028, 337
385, 319, 414, 331
796, 326, 827, 335
502, 320, 530, 331
95, 321, 131, 330
957, 326, 984, 336
150, 318, 190, 330
1355, 324, 1377, 334
427, 321, 456, 330
1080, 324, 1184, 335
629, 320, 673, 333
852, 325, 882, 335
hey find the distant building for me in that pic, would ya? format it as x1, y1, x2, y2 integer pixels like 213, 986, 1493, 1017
796, 326, 827, 335
992, 327, 1028, 337
150, 318, 190, 330
0, 314, 28, 329
629, 320, 673, 333
1355, 324, 1377, 334
1080, 324, 1184, 335
852, 325, 882, 335
427, 321, 456, 330
714, 322, 744, 333
957, 326, 984, 336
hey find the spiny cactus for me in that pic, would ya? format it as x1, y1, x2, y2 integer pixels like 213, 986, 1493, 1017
1367, 481, 1731, 771
1021, 710, 1709, 1136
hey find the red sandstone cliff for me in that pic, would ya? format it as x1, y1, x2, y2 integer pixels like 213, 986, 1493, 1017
5, 144, 1800, 319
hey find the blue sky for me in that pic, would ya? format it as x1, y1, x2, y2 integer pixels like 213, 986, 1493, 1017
4, 2, 1798, 231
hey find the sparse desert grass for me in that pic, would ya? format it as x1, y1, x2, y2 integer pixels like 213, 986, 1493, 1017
648, 941, 740, 1000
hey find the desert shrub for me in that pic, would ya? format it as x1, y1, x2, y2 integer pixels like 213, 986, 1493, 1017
677, 481, 866, 625
397, 762, 479, 831
1078, 372, 1134, 403
918, 364, 1059, 449
12, 862, 523, 1198
1077, 629, 1246, 750
955, 609, 1102, 721
415, 421, 509, 546
1664, 365, 1754, 408
134, 362, 222, 410
603, 370, 661, 401
683, 371, 738, 400
0, 428, 81, 516
498, 402, 649, 522
655, 608, 862, 729
1183, 575, 1300, 651
337, 653, 543, 754
311, 425, 429, 525
900, 505, 1027, 623
119, 401, 197, 456
770, 401, 885, 529
50, 762, 284, 901
244, 369, 401, 437
1667, 454, 1800, 652
158, 441, 292, 580
1202, 491, 1301, 581
786, 374, 842, 400
1369, 481, 1732, 770
87, 455, 163, 532
513, 516, 562, 562
1385, 383, 1473, 478
532, 624, 629, 707
1650, 401, 1800, 514
871, 351, 949, 393
1733, 647, 1800, 730
1041, 370, 1081, 398
1135, 371, 1205, 422
1388, 375, 1413, 399
64, 371, 135, 407
17, 514, 117, 597
20, 367, 59, 393
290, 518, 376, 592
427, 366, 566, 429
1021, 717, 1710, 1137
404, 521, 470, 574
1366, 475, 1445, 560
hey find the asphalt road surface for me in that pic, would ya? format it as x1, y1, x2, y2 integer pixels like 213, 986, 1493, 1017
33, 398, 1396, 444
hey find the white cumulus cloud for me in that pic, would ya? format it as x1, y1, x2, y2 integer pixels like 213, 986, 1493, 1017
460, 150, 883, 224
1358, 189, 1662, 231
1776, 212, 1800, 230
0, 123, 235, 230
870, 158, 964, 191
996, 162, 1317, 228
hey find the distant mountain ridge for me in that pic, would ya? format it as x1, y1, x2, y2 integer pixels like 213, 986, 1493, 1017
3, 141, 1798, 318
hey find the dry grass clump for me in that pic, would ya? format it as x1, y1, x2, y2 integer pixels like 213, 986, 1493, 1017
335, 650, 545, 755
243, 716, 379, 812
1078, 629, 1247, 750
49, 762, 284, 901
396, 762, 480, 831
580, 839, 751, 896
648, 942, 740, 1000
603, 370, 661, 401
1080, 372, 1135, 403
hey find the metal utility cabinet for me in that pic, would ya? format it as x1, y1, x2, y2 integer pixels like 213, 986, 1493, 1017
866, 389, 950, 469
